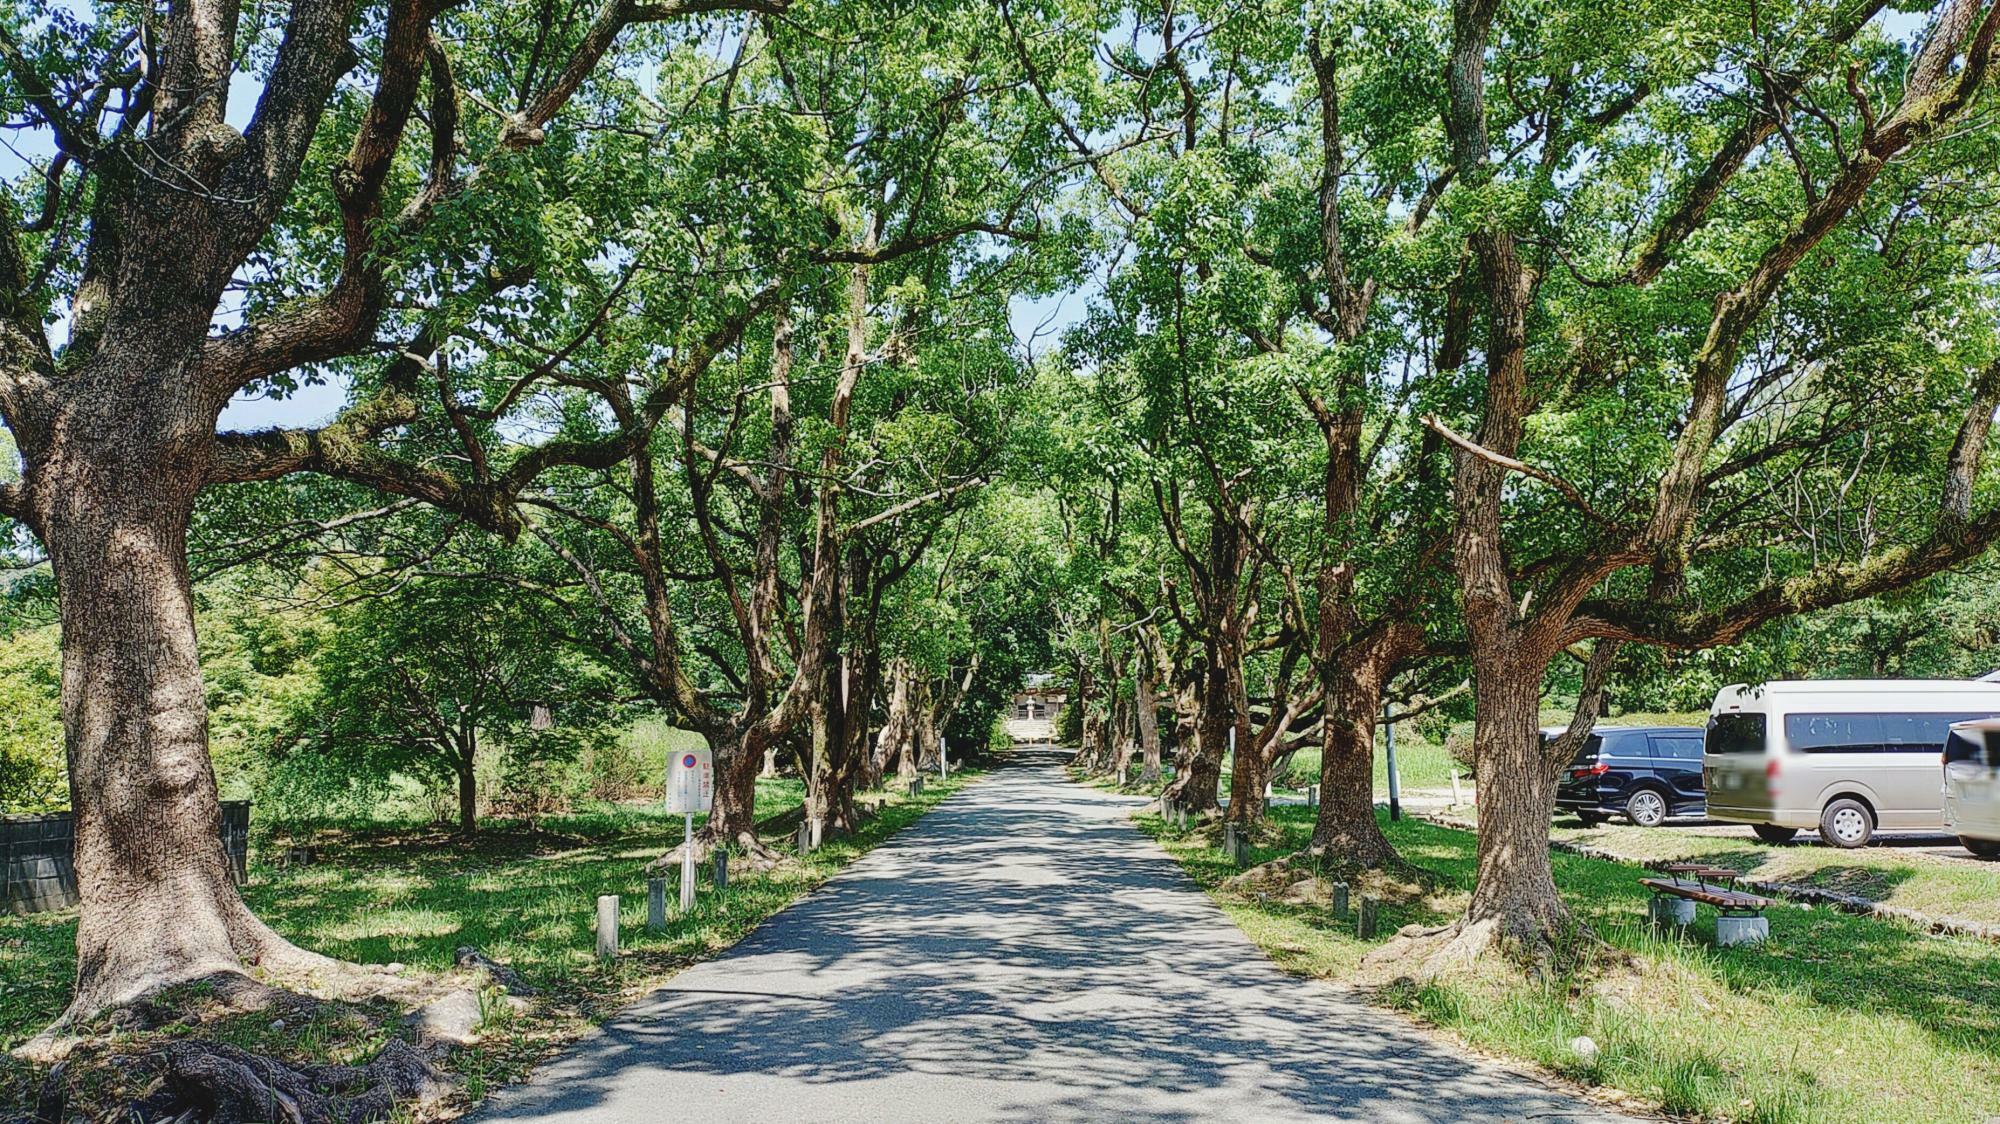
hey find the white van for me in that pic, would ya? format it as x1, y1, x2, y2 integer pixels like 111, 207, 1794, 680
1705, 680, 2000, 847
1943, 718, 2000, 858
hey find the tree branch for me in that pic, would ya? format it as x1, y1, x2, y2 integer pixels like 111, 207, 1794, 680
1422, 413, 1617, 528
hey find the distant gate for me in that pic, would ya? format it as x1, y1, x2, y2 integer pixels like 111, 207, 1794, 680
2, 801, 249, 915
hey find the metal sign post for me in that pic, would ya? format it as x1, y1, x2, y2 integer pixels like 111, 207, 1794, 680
666, 747, 714, 914
1384, 701, 1402, 821
680, 812, 695, 911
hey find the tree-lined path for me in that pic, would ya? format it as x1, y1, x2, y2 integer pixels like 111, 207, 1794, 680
479, 748, 1627, 1123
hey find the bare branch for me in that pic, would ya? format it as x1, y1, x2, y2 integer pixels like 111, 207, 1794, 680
1422, 413, 1617, 528
840, 476, 989, 538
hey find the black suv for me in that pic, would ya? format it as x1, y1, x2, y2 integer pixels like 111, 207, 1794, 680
1551, 725, 1708, 827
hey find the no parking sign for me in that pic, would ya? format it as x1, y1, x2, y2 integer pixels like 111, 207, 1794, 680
667, 747, 713, 814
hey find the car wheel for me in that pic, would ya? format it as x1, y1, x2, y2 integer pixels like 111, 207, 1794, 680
1625, 789, 1668, 828
1961, 836, 2000, 859
1751, 823, 1799, 844
1819, 798, 1875, 849
1576, 810, 1608, 827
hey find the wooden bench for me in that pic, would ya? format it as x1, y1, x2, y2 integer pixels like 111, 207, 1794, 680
1638, 878, 1772, 915
1641, 865, 1773, 947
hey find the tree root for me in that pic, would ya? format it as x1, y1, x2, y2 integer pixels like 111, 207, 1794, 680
649, 830, 786, 874
1361, 912, 1612, 985
122, 1038, 454, 1124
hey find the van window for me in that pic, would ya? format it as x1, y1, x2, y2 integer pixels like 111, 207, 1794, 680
1706, 714, 1766, 755
1946, 729, 2000, 766
1786, 712, 1989, 754
1652, 736, 1703, 760
1787, 714, 1886, 753
1560, 733, 1604, 766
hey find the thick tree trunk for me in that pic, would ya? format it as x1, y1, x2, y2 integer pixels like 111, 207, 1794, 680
1459, 668, 1571, 955
1310, 660, 1399, 868
1111, 684, 1137, 781
1135, 666, 1162, 784
1164, 665, 1227, 814
709, 728, 767, 852
41, 448, 343, 1025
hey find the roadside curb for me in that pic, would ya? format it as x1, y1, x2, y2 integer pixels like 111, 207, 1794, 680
1413, 810, 2000, 945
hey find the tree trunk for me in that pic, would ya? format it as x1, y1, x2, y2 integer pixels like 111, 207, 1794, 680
1310, 658, 1399, 868
1218, 637, 1263, 828
455, 747, 477, 835
40, 448, 341, 1024
1460, 667, 1571, 955
709, 727, 767, 852
1160, 678, 1213, 811
1135, 662, 1162, 784
1164, 665, 1227, 814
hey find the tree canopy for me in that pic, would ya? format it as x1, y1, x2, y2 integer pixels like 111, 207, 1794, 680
5, 0, 2000, 1025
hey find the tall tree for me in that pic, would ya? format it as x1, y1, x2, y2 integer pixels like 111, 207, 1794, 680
0, 0, 786, 1026
1414, 0, 2000, 966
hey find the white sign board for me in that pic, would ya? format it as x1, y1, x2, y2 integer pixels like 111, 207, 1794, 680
666, 747, 714, 814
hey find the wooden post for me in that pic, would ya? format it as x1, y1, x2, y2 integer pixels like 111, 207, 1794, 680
1357, 896, 1379, 940
597, 894, 620, 959
647, 879, 667, 931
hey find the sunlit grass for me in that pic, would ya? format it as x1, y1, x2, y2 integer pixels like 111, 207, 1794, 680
0, 770, 982, 1118
1142, 804, 2000, 1124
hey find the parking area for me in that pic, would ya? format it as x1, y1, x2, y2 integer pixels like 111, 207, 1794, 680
1575, 815, 1998, 868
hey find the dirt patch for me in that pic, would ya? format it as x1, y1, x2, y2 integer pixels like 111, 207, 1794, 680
1219, 855, 1431, 910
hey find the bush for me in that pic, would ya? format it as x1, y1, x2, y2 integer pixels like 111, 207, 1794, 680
0, 625, 64, 812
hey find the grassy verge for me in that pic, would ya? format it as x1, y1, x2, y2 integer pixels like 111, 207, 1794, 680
1273, 737, 1460, 794
0, 768, 983, 1118
1142, 805, 2000, 1124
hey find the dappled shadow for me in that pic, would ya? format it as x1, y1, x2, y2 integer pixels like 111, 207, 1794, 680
1544, 846, 2000, 1057
476, 754, 1624, 1123
1668, 847, 1920, 903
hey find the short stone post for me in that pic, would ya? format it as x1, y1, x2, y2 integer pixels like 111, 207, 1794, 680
646, 879, 667, 932
713, 850, 729, 892
1648, 896, 1694, 930
596, 894, 620, 959
1715, 914, 1769, 948
1306, 784, 1319, 808
1450, 770, 1463, 807
1357, 896, 1379, 940
1330, 881, 1350, 920
1222, 824, 1249, 867
796, 819, 815, 854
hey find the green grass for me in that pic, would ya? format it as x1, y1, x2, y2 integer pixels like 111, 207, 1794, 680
1541, 816, 2000, 928
1270, 735, 1460, 794
1143, 805, 2000, 1124
0, 769, 981, 1117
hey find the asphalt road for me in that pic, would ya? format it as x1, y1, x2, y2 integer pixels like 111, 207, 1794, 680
479, 747, 1633, 1123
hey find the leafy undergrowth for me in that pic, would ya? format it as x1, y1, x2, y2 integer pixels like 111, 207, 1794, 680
1141, 805, 2000, 1124
0, 769, 983, 1121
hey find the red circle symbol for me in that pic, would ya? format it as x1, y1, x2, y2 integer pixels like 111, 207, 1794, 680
682, 754, 698, 768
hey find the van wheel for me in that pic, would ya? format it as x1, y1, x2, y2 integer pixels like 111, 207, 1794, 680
1820, 798, 1875, 848
1751, 824, 1798, 844
1962, 836, 2000, 859
1625, 789, 1668, 828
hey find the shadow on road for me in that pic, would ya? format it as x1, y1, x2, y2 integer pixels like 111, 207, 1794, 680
479, 750, 1623, 1123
